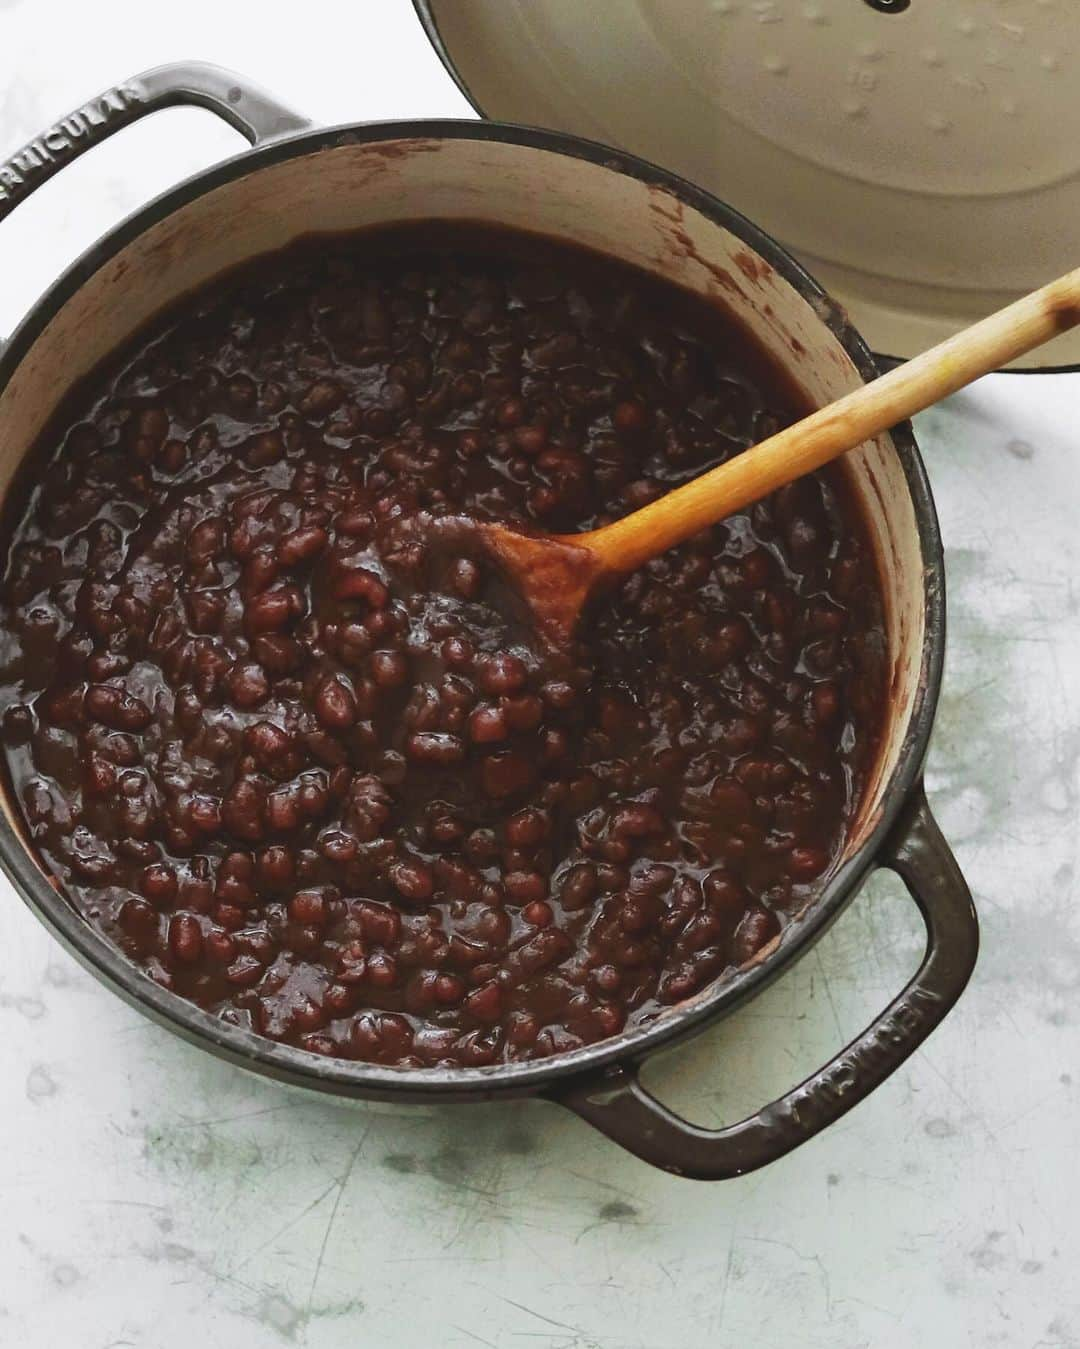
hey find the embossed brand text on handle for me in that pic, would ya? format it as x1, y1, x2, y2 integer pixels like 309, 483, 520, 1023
763, 984, 944, 1138
0, 83, 145, 204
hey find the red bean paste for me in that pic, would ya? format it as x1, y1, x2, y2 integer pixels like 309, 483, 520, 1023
0, 225, 886, 1066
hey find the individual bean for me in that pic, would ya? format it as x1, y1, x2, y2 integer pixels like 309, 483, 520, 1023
266, 786, 301, 833
333, 566, 388, 607
227, 663, 270, 709
477, 652, 527, 695
225, 953, 265, 987
561, 863, 598, 911
300, 379, 344, 417
611, 803, 665, 838
188, 518, 225, 563
84, 684, 152, 731
204, 929, 237, 964
315, 676, 357, 730
257, 845, 294, 890
289, 890, 329, 925
188, 795, 223, 834
612, 400, 647, 434
522, 900, 553, 927
465, 981, 503, 1024
505, 808, 549, 849
434, 973, 466, 1005
242, 548, 279, 598
278, 525, 329, 566
254, 634, 301, 676
371, 650, 409, 687
169, 913, 203, 963
222, 780, 265, 841
141, 863, 178, 907
245, 587, 302, 634
789, 846, 829, 882
245, 720, 290, 767
495, 396, 525, 428
405, 731, 465, 766
732, 905, 781, 963
389, 859, 435, 903
84, 754, 118, 796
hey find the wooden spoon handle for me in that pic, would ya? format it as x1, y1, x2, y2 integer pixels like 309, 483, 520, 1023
576, 265, 1080, 576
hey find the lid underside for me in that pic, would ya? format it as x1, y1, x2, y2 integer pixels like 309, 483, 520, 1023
420, 0, 1080, 370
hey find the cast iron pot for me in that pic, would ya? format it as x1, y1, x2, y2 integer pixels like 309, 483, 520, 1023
0, 64, 978, 1180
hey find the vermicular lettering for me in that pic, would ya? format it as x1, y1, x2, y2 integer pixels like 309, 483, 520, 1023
0, 82, 144, 205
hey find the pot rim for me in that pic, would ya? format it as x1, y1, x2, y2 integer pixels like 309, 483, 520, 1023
0, 117, 944, 1099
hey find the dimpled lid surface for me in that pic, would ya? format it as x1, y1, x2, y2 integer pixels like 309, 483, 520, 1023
420, 0, 1080, 368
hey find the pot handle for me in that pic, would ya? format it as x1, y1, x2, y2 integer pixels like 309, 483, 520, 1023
0, 61, 310, 227
554, 783, 978, 1179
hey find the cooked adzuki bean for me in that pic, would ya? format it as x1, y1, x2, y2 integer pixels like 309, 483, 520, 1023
0, 224, 885, 1066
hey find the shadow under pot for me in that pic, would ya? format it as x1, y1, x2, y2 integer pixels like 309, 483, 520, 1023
0, 63, 976, 1179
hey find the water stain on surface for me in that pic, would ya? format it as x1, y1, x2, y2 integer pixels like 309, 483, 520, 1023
0, 989, 45, 1020
141, 1121, 272, 1178
1044, 1315, 1078, 1347
25, 1063, 57, 1102
499, 1129, 537, 1156
255, 1293, 306, 1341
970, 1230, 1007, 1271
51, 1264, 78, 1289
383, 1153, 418, 1175
250, 1290, 365, 1342
924, 1117, 956, 1139
598, 1200, 639, 1222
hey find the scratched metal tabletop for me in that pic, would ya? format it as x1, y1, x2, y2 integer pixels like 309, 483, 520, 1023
1, 5, 1077, 1346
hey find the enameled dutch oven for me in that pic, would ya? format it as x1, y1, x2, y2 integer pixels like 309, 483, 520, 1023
0, 64, 977, 1179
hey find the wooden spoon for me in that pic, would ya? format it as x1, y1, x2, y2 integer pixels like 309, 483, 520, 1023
480, 266, 1080, 646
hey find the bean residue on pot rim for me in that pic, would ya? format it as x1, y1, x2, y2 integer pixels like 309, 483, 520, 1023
0, 223, 887, 1067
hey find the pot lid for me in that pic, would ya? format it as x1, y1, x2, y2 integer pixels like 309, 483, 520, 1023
418, 0, 1080, 370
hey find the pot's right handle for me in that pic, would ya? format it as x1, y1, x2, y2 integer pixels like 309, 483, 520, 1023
556, 783, 978, 1180
0, 62, 310, 227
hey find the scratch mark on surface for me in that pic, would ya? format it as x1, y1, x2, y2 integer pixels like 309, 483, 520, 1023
563, 1168, 640, 1202
171, 1256, 262, 1300
232, 1175, 340, 1272
745, 1236, 834, 1315
498, 1295, 579, 1334
837, 1293, 903, 1322
920, 1054, 1006, 1148
454, 1327, 499, 1349
306, 1124, 372, 1317
814, 947, 846, 1045
384, 1254, 501, 1265
96, 1199, 170, 1213
172, 1104, 303, 1129
714, 1228, 739, 1339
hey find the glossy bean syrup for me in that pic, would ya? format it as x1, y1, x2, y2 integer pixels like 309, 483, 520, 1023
0, 225, 886, 1066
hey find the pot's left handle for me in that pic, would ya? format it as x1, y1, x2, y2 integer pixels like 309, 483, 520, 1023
0, 61, 310, 227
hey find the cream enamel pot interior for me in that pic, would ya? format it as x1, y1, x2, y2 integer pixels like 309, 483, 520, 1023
0, 64, 977, 1179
